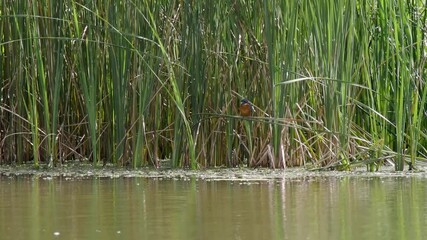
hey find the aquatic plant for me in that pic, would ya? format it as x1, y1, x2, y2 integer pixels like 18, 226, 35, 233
0, 0, 426, 171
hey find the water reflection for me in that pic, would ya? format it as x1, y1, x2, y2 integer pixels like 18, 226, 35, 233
0, 176, 426, 240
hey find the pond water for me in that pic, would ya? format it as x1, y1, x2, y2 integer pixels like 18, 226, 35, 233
0, 175, 426, 240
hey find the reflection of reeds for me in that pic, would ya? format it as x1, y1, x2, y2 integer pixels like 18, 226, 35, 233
0, 0, 426, 170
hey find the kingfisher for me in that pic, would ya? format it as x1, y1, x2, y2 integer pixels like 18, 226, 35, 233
239, 99, 255, 117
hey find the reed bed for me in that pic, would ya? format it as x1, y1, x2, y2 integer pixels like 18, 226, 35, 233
1, 0, 426, 170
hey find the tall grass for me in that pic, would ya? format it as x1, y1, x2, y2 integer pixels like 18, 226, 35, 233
1, 0, 426, 171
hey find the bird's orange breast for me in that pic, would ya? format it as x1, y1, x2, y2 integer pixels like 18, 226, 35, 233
239, 103, 252, 116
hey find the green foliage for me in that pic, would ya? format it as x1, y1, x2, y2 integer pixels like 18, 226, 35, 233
0, 0, 426, 170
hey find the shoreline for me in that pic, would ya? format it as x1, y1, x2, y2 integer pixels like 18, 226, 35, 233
1, 163, 426, 180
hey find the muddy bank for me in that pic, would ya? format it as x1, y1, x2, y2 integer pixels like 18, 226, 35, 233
1, 162, 427, 180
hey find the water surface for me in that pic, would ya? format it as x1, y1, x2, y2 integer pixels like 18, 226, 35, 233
0, 176, 425, 240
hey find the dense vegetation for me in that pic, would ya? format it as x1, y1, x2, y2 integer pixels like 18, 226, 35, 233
1, 1, 426, 170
